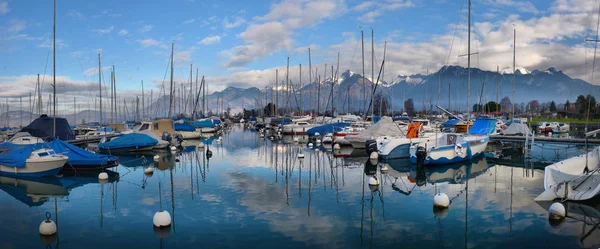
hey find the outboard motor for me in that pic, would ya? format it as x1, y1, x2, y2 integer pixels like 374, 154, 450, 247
415, 146, 427, 167
365, 139, 377, 155
162, 131, 172, 142
415, 165, 427, 187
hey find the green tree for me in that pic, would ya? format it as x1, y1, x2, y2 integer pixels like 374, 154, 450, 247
472, 104, 483, 112
549, 101, 557, 112
565, 100, 570, 111
484, 101, 499, 112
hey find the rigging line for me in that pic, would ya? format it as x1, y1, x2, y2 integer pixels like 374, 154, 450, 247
446, 0, 466, 65
586, 1, 600, 132
40, 33, 52, 93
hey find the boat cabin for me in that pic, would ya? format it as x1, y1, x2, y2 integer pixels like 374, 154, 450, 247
136, 119, 176, 137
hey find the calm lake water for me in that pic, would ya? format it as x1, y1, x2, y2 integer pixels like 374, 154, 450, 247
1, 125, 599, 249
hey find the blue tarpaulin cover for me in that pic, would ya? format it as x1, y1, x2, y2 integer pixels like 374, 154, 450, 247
49, 140, 117, 166
441, 118, 460, 128
0, 144, 34, 168
193, 119, 215, 128
307, 122, 350, 136
98, 133, 157, 150
468, 118, 496, 135
174, 123, 196, 132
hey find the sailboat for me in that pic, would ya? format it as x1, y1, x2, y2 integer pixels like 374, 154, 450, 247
408, 0, 489, 165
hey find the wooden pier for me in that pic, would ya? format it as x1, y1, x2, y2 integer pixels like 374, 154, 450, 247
489, 135, 600, 145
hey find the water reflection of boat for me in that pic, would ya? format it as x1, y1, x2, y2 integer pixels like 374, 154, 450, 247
536, 200, 600, 248
0, 176, 68, 207
409, 156, 490, 185
60, 170, 119, 190
118, 152, 174, 170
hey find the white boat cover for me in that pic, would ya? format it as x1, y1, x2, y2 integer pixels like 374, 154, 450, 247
500, 123, 531, 136
345, 117, 404, 144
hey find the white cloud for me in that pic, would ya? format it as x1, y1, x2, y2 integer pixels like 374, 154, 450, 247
7, 19, 26, 33
101, 9, 121, 17
199, 35, 221, 45
66, 10, 85, 20
139, 25, 153, 33
93, 25, 114, 34
83, 66, 112, 76
484, 0, 539, 14
222, 0, 346, 68
118, 29, 128, 36
223, 17, 245, 29
38, 39, 66, 49
183, 18, 196, 24
171, 32, 184, 41
354, 0, 413, 23
137, 38, 167, 49
0, 1, 9, 15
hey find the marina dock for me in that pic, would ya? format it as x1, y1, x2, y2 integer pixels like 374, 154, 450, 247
489, 135, 600, 145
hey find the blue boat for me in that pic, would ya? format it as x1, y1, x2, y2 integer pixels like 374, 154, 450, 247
98, 133, 158, 153
306, 122, 350, 136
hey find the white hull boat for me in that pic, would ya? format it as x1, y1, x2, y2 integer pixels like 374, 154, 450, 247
377, 133, 440, 160
535, 147, 600, 201
0, 148, 68, 177
177, 130, 202, 139
409, 133, 489, 165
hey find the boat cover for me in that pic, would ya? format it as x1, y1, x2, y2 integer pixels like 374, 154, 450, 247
441, 118, 460, 128
193, 119, 215, 128
98, 133, 157, 150
49, 139, 117, 166
468, 118, 496, 135
500, 123, 532, 136
0, 144, 33, 168
307, 122, 350, 136
346, 117, 403, 144
174, 123, 196, 132
20, 115, 75, 141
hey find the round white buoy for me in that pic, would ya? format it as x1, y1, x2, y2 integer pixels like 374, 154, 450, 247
308, 143, 314, 147
260, 133, 265, 138
198, 142, 205, 148
144, 167, 154, 175
293, 137, 299, 143
370, 152, 379, 160
298, 153, 305, 158
98, 172, 109, 180
170, 146, 177, 151
153, 155, 161, 161
381, 164, 389, 173
315, 148, 319, 151
333, 143, 341, 150
549, 202, 566, 220
316, 139, 322, 144
39, 212, 57, 236
153, 211, 172, 227
433, 193, 450, 208
368, 176, 379, 186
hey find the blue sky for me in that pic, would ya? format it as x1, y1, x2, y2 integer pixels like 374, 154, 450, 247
0, 0, 598, 112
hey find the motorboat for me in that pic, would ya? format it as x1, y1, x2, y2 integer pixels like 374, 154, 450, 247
282, 120, 315, 135
134, 119, 180, 149
76, 127, 115, 140
8, 132, 44, 144
412, 118, 433, 132
345, 116, 404, 149
538, 122, 557, 133
552, 122, 570, 133
98, 133, 158, 153
174, 123, 202, 139
409, 133, 489, 165
535, 146, 600, 201
0, 148, 68, 177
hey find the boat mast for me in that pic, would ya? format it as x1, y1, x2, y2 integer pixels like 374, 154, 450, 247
52, 0, 56, 137
512, 26, 516, 119
168, 43, 174, 118
110, 67, 114, 124
308, 48, 312, 116
496, 65, 499, 115
141, 80, 145, 120
286, 56, 290, 115
361, 29, 366, 119
299, 64, 302, 115
371, 28, 374, 118
113, 65, 117, 122
98, 53, 102, 125
275, 69, 278, 117
467, 0, 471, 129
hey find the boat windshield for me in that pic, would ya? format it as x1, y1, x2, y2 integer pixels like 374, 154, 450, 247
37, 152, 49, 157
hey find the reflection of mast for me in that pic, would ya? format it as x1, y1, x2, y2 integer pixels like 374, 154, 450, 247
307, 151, 312, 216
100, 183, 104, 227
370, 189, 374, 249
509, 160, 514, 245
170, 167, 176, 232
360, 171, 365, 245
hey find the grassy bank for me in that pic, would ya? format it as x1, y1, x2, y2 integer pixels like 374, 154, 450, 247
529, 117, 600, 125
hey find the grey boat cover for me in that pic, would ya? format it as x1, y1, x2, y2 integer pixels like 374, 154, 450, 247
500, 123, 531, 136
346, 116, 404, 144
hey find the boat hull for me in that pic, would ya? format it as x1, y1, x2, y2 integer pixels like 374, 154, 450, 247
0, 157, 67, 177
99, 145, 154, 154
177, 131, 201, 139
